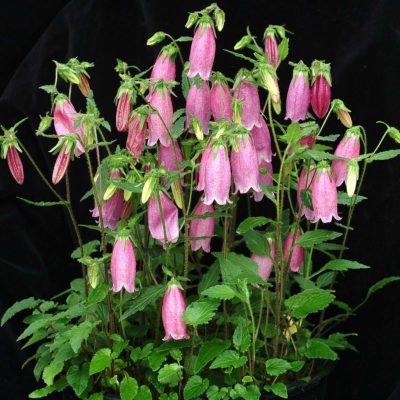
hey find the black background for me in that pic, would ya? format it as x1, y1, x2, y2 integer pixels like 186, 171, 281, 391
1, 0, 400, 399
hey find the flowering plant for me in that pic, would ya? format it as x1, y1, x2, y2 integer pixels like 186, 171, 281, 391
2, 3, 400, 400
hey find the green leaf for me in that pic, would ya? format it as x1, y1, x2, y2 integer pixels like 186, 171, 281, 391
121, 284, 166, 320
66, 363, 89, 396
278, 37, 289, 61
337, 191, 367, 206
268, 382, 288, 399
326, 332, 357, 352
301, 339, 338, 361
28, 378, 67, 398
157, 363, 182, 387
202, 285, 237, 300
136, 385, 152, 400
209, 350, 247, 369
316, 271, 335, 288
285, 288, 335, 319
43, 362, 64, 386
16, 197, 67, 207
290, 360, 305, 372
233, 318, 251, 353
367, 276, 400, 298
317, 134, 340, 142
265, 358, 292, 377
193, 339, 230, 374
198, 261, 220, 295
172, 116, 185, 139
321, 259, 370, 272
176, 36, 193, 42
296, 230, 342, 248
89, 348, 112, 375
71, 240, 100, 259
286, 123, 302, 145
88, 394, 104, 400
70, 320, 96, 353
182, 70, 190, 99
183, 298, 220, 326
184, 375, 209, 400
1, 297, 40, 326
87, 283, 110, 305
39, 85, 57, 94
236, 217, 271, 234
369, 149, 400, 161
243, 230, 270, 256
120, 376, 139, 400
148, 350, 167, 371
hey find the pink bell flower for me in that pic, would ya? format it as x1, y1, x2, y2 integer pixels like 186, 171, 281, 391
196, 146, 213, 192
310, 61, 332, 119
158, 142, 184, 186
285, 62, 310, 122
210, 80, 232, 121
127, 114, 147, 158
151, 52, 176, 82
311, 163, 341, 223
264, 30, 278, 68
299, 134, 315, 149
185, 82, 211, 135
148, 191, 179, 246
284, 230, 304, 273
162, 283, 189, 341
189, 202, 215, 253
147, 86, 173, 147
116, 91, 131, 132
254, 160, 273, 202
251, 238, 275, 281
111, 236, 136, 293
187, 22, 216, 81
6, 145, 24, 185
231, 135, 261, 194
251, 115, 272, 163
331, 129, 361, 187
52, 145, 71, 185
233, 81, 261, 130
203, 145, 232, 205
297, 167, 316, 221
54, 98, 85, 156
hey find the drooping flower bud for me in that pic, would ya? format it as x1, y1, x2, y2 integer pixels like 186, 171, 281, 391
258, 65, 280, 111
310, 61, 332, 119
6, 145, 24, 185
116, 91, 131, 132
297, 166, 316, 221
251, 238, 275, 281
254, 160, 273, 202
231, 135, 261, 194
283, 230, 304, 273
120, 201, 133, 220
187, 22, 216, 81
251, 115, 272, 163
52, 145, 71, 185
311, 162, 341, 223
162, 283, 189, 341
186, 81, 211, 135
210, 80, 232, 121
54, 97, 85, 156
151, 48, 177, 82
346, 160, 359, 198
148, 191, 179, 246
285, 61, 310, 122
148, 86, 173, 147
196, 146, 213, 192
214, 7, 225, 32
78, 73, 91, 97
233, 81, 261, 130
299, 134, 315, 149
332, 99, 352, 129
158, 143, 184, 186
264, 31, 278, 68
203, 145, 232, 205
127, 114, 147, 158
331, 128, 361, 187
111, 236, 136, 293
189, 202, 215, 252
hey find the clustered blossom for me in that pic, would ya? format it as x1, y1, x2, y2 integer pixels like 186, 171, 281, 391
111, 236, 136, 293
186, 81, 211, 135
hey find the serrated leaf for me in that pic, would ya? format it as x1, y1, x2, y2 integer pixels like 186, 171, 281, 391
290, 360, 305, 372
16, 197, 67, 207
176, 36, 193, 42
148, 350, 167, 371
367, 276, 400, 298
233, 318, 251, 353
302, 339, 338, 360
66, 363, 89, 396
43, 362, 64, 386
158, 363, 182, 387
265, 358, 292, 377
209, 350, 247, 369
236, 217, 272, 234
296, 230, 342, 248
184, 375, 209, 400
88, 394, 104, 400
369, 149, 400, 161
285, 288, 335, 319
193, 339, 230, 374
1, 297, 40, 326
120, 376, 139, 400
70, 321, 96, 353
269, 382, 288, 399
183, 298, 220, 326
198, 261, 220, 295
87, 283, 109, 305
136, 385, 152, 400
89, 348, 112, 375
71, 240, 100, 259
337, 191, 367, 206
172, 116, 185, 139
243, 230, 270, 256
202, 285, 237, 300
316, 134, 340, 142
39, 85, 57, 94
326, 332, 357, 352
321, 259, 369, 272
277, 37, 289, 61
28, 378, 67, 398
316, 271, 335, 288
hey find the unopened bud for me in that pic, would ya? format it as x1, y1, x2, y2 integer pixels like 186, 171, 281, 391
185, 12, 199, 29
141, 176, 155, 204
333, 99, 353, 129
388, 127, 400, 144
192, 117, 204, 141
37, 115, 52, 135
88, 262, 100, 289
78, 73, 91, 97
346, 160, 359, 197
232, 97, 243, 125
147, 31, 166, 46
171, 181, 183, 209
104, 183, 117, 201
214, 8, 225, 31
234, 35, 252, 51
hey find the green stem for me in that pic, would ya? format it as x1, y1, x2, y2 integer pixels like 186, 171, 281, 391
267, 96, 282, 161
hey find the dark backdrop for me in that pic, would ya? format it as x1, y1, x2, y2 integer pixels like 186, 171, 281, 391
1, 0, 400, 399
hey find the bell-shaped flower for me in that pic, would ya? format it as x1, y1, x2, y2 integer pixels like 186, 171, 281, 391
233, 81, 261, 130
189, 202, 215, 253
148, 191, 179, 246
116, 91, 131, 132
6, 145, 24, 185
187, 22, 216, 81
311, 162, 341, 223
111, 236, 136, 293
186, 81, 211, 135
151, 47, 177, 82
147, 85, 173, 147
310, 62, 332, 119
284, 230, 304, 273
127, 113, 147, 158
162, 283, 190, 341
251, 115, 272, 163
332, 128, 361, 187
254, 160, 273, 202
203, 145, 232, 205
297, 166, 316, 220
54, 97, 85, 156
196, 146, 213, 192
158, 143, 184, 186
251, 238, 275, 281
285, 61, 310, 122
210, 80, 232, 121
264, 31, 278, 68
231, 134, 261, 194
